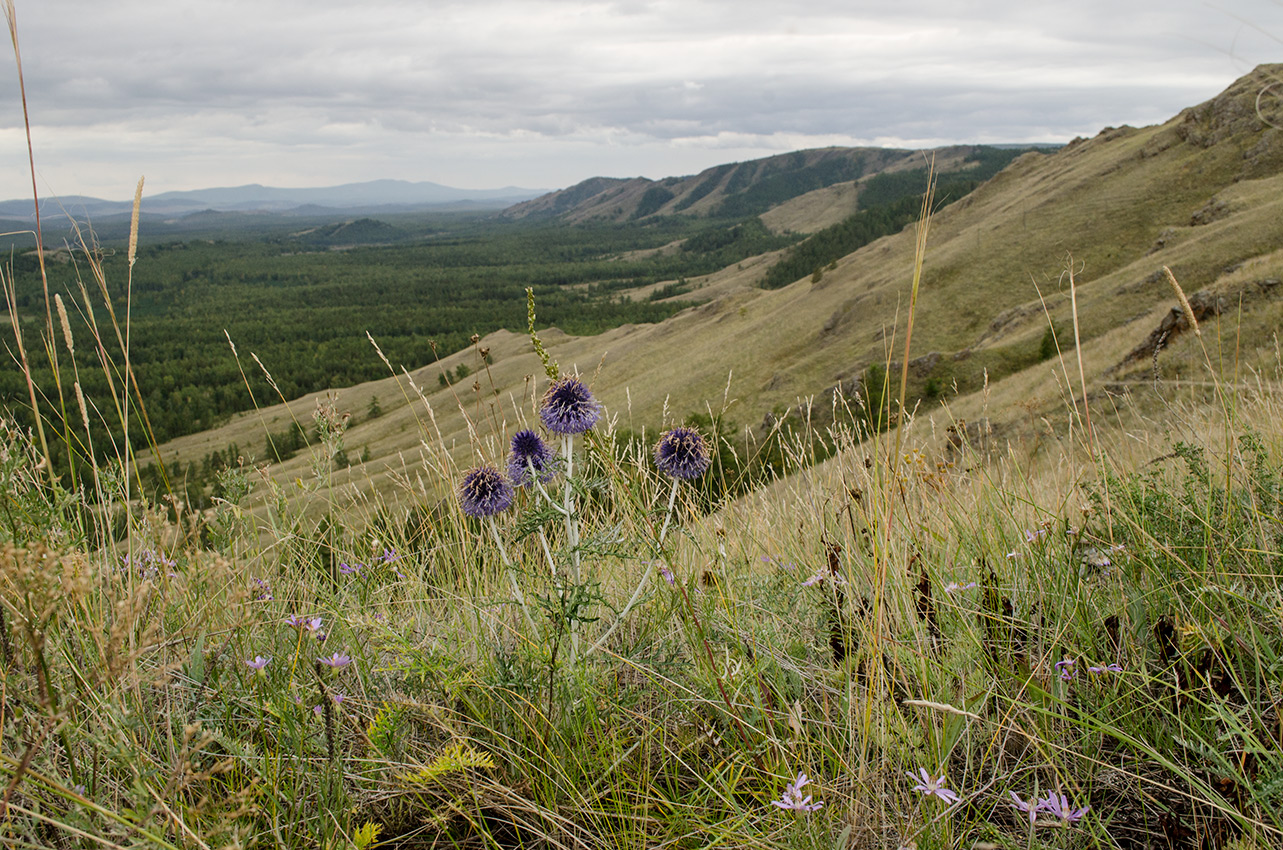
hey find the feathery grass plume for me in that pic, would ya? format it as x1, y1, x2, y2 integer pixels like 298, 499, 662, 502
1163, 265, 1200, 337
54, 293, 73, 355
128, 176, 143, 268
73, 381, 89, 431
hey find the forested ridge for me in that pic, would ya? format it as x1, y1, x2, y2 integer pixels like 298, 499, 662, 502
1, 213, 795, 473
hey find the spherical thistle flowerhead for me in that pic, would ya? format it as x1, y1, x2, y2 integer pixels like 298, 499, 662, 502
459, 465, 515, 518
507, 429, 559, 487
654, 426, 711, 480
539, 376, 600, 435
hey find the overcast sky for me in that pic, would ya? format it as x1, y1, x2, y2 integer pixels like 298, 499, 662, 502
1, 1, 1280, 200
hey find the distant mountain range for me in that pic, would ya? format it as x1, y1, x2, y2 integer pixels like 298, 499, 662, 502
0, 179, 547, 219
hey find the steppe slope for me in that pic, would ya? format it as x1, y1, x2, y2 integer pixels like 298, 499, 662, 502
146, 65, 1283, 513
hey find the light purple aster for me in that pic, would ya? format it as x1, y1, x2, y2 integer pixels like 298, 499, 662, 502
907, 769, 959, 805
1038, 792, 1090, 825
654, 426, 711, 480
658, 564, 675, 586
459, 465, 515, 518
245, 655, 270, 672
943, 581, 978, 595
318, 652, 352, 669
1055, 659, 1076, 681
1088, 663, 1124, 675
539, 376, 600, 435
1009, 791, 1038, 825
771, 773, 824, 812
507, 429, 559, 486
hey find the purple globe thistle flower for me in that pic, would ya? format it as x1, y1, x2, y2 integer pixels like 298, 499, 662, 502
539, 376, 600, 435
459, 466, 515, 517
507, 429, 559, 486
654, 426, 711, 480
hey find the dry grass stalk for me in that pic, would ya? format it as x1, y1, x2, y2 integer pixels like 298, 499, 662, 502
1163, 265, 1201, 337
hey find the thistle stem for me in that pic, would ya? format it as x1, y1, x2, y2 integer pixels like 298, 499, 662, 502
587, 477, 680, 656
488, 516, 536, 634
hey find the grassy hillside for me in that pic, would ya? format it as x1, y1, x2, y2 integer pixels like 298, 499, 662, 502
139, 65, 1283, 520
3, 62, 1283, 850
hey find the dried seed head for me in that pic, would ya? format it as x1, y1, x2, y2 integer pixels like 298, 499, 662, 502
55, 294, 74, 355
1163, 266, 1200, 337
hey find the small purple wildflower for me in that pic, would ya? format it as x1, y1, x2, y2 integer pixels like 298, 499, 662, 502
1025, 527, 1047, 545
539, 376, 600, 435
1006, 550, 1020, 561
802, 568, 845, 587
313, 704, 324, 716
654, 426, 711, 480
658, 563, 675, 585
1088, 663, 1124, 675
771, 773, 823, 812
1055, 659, 1076, 681
245, 655, 271, 672
381, 548, 398, 563
284, 615, 323, 634
1009, 791, 1038, 825
253, 578, 273, 601
318, 652, 352, 669
907, 769, 959, 805
459, 466, 515, 518
331, 691, 346, 706
1038, 792, 1090, 825
507, 429, 559, 486
338, 561, 364, 576
943, 581, 978, 595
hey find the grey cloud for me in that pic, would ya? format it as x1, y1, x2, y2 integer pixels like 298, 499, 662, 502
1, 0, 1279, 196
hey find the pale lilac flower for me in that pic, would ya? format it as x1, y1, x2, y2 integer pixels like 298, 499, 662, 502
907, 769, 959, 805
1038, 792, 1090, 824
1088, 663, 1123, 675
1025, 527, 1046, 545
658, 564, 675, 585
771, 773, 824, 812
313, 704, 324, 716
1055, 659, 1076, 681
245, 655, 271, 672
943, 581, 977, 595
381, 548, 398, 563
1006, 550, 1020, 561
253, 578, 273, 601
318, 652, 352, 669
802, 568, 844, 587
339, 561, 364, 576
1009, 791, 1038, 825
331, 691, 346, 706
